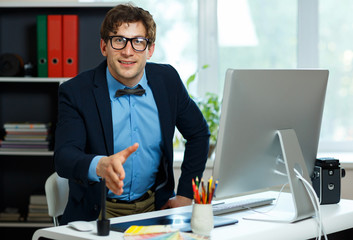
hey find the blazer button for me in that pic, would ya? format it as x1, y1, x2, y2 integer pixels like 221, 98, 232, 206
94, 204, 98, 211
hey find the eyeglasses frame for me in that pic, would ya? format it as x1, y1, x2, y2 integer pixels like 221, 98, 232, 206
108, 36, 150, 52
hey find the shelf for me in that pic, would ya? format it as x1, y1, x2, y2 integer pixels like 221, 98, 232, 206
0, 78, 58, 227
0, 151, 54, 156
0, 3, 108, 234
0, 77, 68, 84
0, 1, 116, 8
0, 221, 53, 228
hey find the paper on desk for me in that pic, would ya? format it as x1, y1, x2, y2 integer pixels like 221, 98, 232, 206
123, 225, 209, 239
124, 225, 176, 235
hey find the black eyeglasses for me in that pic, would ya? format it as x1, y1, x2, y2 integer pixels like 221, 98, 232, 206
109, 36, 150, 52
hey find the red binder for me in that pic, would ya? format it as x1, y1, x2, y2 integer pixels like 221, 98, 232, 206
63, 15, 79, 77
47, 15, 63, 77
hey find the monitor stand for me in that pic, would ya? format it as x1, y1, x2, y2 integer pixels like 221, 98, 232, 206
244, 129, 315, 223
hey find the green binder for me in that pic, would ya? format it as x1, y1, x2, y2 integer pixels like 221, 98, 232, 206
37, 15, 48, 77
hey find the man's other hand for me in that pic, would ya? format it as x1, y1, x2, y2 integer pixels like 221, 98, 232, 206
161, 195, 192, 209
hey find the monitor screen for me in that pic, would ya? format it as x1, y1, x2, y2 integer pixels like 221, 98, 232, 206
213, 69, 329, 201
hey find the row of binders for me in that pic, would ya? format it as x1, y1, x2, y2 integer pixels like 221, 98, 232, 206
37, 14, 78, 78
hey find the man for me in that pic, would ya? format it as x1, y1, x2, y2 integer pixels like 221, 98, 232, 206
54, 3, 209, 225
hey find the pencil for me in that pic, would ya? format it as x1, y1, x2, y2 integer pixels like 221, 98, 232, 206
201, 179, 206, 204
206, 180, 210, 204
209, 182, 215, 203
208, 176, 213, 196
192, 178, 199, 203
213, 180, 219, 199
192, 177, 219, 204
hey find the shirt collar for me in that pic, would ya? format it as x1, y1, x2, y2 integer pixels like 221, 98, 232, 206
106, 67, 148, 100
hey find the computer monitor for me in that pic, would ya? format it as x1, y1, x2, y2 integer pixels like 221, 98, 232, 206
212, 69, 329, 222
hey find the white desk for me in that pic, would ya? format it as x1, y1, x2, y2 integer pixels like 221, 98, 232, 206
32, 191, 353, 240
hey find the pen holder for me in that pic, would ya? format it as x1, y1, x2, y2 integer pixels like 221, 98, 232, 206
190, 203, 214, 236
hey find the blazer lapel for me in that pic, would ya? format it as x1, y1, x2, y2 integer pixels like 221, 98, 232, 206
145, 65, 173, 146
93, 62, 114, 155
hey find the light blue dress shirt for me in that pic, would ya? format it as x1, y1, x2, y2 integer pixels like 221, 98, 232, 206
88, 67, 163, 201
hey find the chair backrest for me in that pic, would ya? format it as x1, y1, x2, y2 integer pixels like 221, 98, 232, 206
45, 172, 69, 226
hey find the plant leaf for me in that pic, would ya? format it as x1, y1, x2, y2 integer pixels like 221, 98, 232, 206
202, 64, 209, 69
186, 73, 196, 90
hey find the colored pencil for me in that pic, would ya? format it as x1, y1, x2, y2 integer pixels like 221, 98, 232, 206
192, 177, 219, 204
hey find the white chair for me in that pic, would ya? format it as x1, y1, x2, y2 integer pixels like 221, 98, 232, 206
45, 172, 69, 226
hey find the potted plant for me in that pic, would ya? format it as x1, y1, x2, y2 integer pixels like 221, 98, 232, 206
174, 65, 221, 158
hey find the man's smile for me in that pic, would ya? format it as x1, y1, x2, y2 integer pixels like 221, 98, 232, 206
119, 60, 136, 65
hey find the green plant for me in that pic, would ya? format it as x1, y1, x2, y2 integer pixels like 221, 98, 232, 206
173, 65, 221, 150
193, 92, 220, 144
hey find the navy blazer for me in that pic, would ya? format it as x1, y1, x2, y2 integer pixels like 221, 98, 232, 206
54, 61, 210, 224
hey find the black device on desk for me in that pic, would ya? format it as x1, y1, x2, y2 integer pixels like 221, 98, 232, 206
97, 179, 110, 236
311, 158, 346, 204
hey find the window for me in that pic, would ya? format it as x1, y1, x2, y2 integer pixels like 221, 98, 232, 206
216, 0, 352, 153
217, 0, 297, 90
319, 0, 353, 151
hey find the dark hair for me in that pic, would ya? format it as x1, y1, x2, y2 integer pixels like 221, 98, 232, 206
100, 3, 156, 45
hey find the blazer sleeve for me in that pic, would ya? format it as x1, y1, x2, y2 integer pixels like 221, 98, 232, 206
175, 74, 210, 198
54, 65, 111, 187
147, 63, 210, 200
54, 78, 95, 184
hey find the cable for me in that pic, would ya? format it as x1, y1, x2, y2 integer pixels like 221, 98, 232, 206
297, 173, 322, 239
245, 167, 328, 240
244, 182, 288, 214
245, 169, 327, 240
294, 169, 328, 240
294, 169, 320, 238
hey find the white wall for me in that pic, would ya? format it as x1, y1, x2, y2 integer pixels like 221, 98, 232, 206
341, 164, 353, 200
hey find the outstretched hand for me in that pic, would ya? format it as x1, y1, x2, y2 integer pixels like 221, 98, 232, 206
161, 195, 192, 209
96, 143, 139, 195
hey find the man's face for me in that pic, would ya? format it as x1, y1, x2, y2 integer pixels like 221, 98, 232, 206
100, 21, 155, 87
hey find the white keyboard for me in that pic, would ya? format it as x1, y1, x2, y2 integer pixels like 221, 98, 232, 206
212, 197, 275, 215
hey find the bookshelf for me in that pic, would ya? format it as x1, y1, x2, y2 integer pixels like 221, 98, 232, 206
0, 2, 111, 75
0, 77, 62, 232
0, 1, 116, 237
